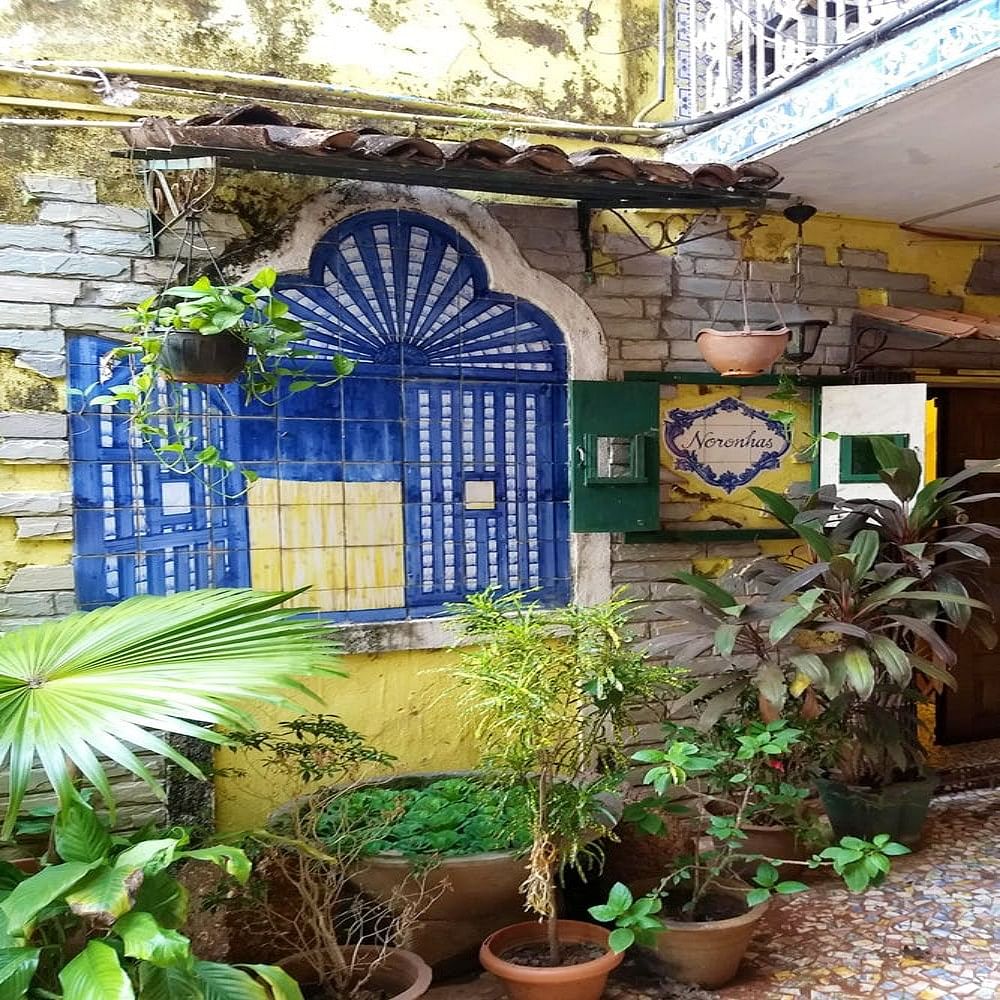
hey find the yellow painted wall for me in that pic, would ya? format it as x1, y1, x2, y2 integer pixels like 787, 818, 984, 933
213, 647, 478, 832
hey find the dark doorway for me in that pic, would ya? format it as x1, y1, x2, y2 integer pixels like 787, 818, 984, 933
936, 387, 1000, 744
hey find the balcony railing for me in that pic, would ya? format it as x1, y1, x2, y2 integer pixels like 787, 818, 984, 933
676, 0, 923, 117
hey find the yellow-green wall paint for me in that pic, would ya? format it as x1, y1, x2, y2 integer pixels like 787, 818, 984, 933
213, 648, 478, 831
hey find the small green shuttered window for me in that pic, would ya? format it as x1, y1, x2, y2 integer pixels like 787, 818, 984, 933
569, 381, 660, 532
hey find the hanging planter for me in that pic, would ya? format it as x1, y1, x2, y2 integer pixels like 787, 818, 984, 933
697, 256, 790, 376
696, 327, 789, 377
91, 267, 355, 494
158, 328, 250, 385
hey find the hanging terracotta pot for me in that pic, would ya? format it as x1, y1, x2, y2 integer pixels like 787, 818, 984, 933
159, 329, 249, 385
696, 326, 790, 377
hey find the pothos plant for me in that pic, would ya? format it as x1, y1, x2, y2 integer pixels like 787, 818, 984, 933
648, 438, 999, 787
588, 722, 909, 951
88, 269, 355, 495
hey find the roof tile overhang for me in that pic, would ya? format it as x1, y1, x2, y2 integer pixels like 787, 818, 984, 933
855, 305, 1000, 341
118, 105, 790, 211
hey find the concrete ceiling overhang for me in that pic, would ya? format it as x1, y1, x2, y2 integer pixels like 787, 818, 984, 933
764, 53, 1000, 232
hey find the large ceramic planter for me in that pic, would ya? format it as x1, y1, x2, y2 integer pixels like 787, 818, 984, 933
281, 945, 431, 1000
480, 919, 622, 1000
815, 773, 937, 847
654, 894, 769, 988
696, 327, 790, 376
326, 772, 527, 974
159, 329, 249, 384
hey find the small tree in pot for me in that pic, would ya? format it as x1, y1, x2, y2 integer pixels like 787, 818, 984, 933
446, 588, 684, 1000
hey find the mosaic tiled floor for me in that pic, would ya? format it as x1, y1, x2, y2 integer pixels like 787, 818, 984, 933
427, 788, 1000, 1000
929, 738, 1000, 792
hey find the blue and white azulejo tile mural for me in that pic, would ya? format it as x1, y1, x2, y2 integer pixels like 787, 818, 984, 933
69, 210, 571, 620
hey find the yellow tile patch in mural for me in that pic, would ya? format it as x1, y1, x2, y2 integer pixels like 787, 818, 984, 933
660, 382, 814, 529
245, 477, 405, 613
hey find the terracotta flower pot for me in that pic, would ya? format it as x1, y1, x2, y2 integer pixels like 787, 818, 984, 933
653, 892, 769, 988
696, 327, 790, 376
281, 945, 431, 1000
480, 919, 622, 1000
159, 329, 249, 384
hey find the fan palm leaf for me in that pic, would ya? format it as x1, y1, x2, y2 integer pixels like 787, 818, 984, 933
0, 588, 342, 837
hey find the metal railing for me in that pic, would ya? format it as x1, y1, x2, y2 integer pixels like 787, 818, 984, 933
676, 0, 922, 116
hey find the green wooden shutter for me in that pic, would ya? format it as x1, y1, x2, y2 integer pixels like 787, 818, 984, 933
570, 380, 660, 532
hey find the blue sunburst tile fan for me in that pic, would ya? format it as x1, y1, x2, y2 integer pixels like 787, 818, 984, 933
70, 209, 571, 617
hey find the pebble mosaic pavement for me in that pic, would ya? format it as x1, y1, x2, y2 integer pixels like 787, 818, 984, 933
427, 788, 1000, 1000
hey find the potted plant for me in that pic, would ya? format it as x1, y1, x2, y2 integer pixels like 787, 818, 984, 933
0, 587, 344, 998
647, 438, 998, 847
696, 260, 789, 375
88, 269, 354, 490
446, 588, 685, 1000
215, 716, 437, 999
317, 773, 534, 974
588, 724, 909, 988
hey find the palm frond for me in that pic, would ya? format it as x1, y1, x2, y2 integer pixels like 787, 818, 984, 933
0, 588, 342, 836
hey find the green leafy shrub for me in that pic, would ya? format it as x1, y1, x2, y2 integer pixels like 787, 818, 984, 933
316, 777, 534, 857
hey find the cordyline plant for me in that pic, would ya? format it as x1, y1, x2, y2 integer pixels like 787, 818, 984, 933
446, 588, 685, 966
0, 587, 342, 999
648, 438, 999, 786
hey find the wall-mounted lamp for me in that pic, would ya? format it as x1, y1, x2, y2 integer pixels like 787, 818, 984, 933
779, 203, 828, 365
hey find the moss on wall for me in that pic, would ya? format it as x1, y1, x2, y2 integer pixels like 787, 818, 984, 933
0, 353, 61, 411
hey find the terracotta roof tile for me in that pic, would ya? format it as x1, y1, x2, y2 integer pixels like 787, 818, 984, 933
857, 305, 1000, 340
123, 105, 784, 194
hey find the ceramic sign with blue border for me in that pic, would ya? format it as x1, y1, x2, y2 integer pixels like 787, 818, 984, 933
663, 396, 791, 494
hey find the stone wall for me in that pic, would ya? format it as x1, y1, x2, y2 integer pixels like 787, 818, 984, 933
4, 175, 1000, 825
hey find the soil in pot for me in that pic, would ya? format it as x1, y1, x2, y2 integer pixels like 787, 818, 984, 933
653, 890, 769, 989
480, 919, 623, 1000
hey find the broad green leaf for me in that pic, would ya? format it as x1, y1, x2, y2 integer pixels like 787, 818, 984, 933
0, 946, 39, 999
0, 860, 100, 934
841, 862, 871, 893
55, 801, 113, 864
870, 637, 912, 686
0, 588, 343, 836
179, 846, 251, 885
754, 863, 778, 887
714, 622, 741, 657
139, 964, 204, 1000
748, 486, 798, 525
859, 577, 919, 611
587, 904, 617, 922
796, 587, 826, 612
607, 928, 635, 953
843, 647, 875, 699
607, 882, 633, 913
251, 268, 277, 290
65, 862, 144, 923
114, 910, 193, 969
671, 572, 739, 612
239, 966, 305, 1000
769, 604, 811, 643
745, 887, 771, 908
790, 653, 829, 686
774, 881, 808, 895
60, 940, 134, 1000
135, 871, 189, 929
848, 529, 880, 580
196, 961, 269, 1000
881, 842, 911, 856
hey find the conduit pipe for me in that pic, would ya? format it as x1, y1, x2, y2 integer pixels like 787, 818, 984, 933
16, 60, 605, 129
